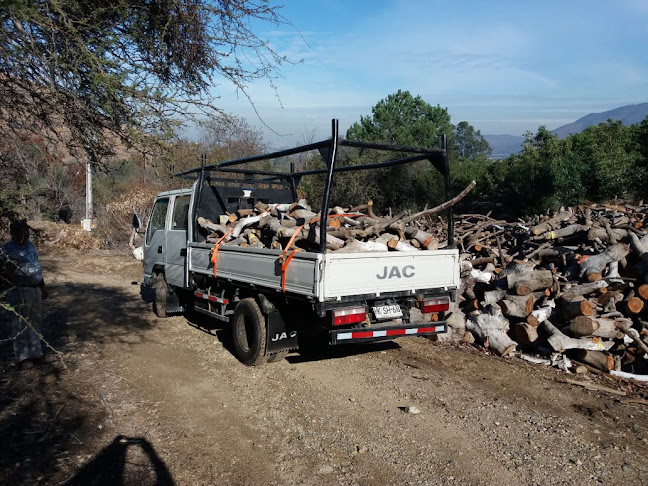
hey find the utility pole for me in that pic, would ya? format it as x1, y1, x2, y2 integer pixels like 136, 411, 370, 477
82, 157, 93, 231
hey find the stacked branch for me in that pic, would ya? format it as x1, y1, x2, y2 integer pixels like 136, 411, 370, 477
457, 203, 648, 378
196, 181, 476, 253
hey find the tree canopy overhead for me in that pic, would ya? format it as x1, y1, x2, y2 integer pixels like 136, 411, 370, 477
0, 0, 289, 161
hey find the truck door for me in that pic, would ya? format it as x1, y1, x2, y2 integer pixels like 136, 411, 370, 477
143, 197, 169, 285
164, 194, 190, 288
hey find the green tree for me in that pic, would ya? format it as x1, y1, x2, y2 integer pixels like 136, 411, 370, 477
346, 90, 452, 148
453, 121, 492, 160
572, 120, 639, 199
495, 127, 586, 214
344, 91, 452, 211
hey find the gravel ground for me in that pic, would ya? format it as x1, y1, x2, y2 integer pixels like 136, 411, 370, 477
1, 249, 647, 485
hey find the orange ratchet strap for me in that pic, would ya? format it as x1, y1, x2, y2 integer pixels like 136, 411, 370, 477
279, 223, 305, 292
210, 227, 234, 278
279, 213, 362, 292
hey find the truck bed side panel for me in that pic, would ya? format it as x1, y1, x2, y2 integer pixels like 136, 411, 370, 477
189, 244, 320, 296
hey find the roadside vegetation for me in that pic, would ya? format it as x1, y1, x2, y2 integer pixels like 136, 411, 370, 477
1, 2, 648, 244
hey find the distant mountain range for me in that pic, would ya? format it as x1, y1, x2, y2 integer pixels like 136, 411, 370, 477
484, 102, 648, 158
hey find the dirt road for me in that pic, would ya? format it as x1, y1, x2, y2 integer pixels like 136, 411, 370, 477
2, 250, 648, 485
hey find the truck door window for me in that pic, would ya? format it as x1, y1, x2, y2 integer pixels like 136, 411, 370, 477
146, 198, 169, 244
172, 195, 190, 230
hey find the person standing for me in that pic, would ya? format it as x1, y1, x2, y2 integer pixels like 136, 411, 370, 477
0, 220, 48, 369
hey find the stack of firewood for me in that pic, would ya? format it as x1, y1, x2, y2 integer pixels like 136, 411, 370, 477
197, 181, 475, 253
456, 203, 648, 379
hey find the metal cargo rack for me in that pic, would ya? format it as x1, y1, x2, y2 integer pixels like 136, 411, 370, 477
174, 118, 455, 251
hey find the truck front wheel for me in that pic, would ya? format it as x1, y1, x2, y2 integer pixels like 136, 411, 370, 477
231, 298, 267, 366
154, 274, 169, 318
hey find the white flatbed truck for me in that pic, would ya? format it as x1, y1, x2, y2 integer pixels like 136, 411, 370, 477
138, 120, 460, 365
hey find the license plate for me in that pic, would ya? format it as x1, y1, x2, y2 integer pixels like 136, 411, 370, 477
373, 305, 403, 320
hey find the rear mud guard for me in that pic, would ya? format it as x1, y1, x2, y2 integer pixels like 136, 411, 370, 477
265, 310, 299, 354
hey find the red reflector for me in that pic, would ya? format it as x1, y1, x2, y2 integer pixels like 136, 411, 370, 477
333, 307, 366, 326
422, 297, 450, 313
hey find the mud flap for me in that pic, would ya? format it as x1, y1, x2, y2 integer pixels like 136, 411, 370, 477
140, 284, 155, 303
165, 286, 183, 314
265, 310, 299, 354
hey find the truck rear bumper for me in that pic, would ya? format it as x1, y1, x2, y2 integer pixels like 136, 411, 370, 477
330, 322, 446, 345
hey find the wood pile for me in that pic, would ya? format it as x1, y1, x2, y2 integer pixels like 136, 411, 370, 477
456, 203, 648, 380
197, 181, 475, 252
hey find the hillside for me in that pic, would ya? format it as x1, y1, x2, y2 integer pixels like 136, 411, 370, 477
552, 102, 648, 138
484, 102, 648, 157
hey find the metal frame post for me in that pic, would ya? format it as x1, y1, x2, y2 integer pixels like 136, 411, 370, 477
319, 119, 339, 253
442, 134, 455, 248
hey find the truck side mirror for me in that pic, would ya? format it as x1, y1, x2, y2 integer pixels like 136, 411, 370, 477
132, 213, 143, 231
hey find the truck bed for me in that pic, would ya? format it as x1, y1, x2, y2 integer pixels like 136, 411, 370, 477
188, 243, 460, 301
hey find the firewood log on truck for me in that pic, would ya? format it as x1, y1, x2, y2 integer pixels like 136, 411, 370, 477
135, 119, 462, 366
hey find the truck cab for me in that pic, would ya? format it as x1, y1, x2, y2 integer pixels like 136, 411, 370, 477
142, 188, 192, 314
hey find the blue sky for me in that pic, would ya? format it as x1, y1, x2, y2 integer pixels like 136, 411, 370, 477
209, 0, 648, 147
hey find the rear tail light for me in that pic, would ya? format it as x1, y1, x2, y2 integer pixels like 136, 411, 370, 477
332, 306, 366, 326
422, 297, 450, 313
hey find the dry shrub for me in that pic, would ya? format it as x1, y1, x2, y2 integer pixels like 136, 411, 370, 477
28, 220, 100, 251
97, 184, 160, 248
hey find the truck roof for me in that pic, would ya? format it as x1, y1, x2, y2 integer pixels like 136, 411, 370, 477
155, 188, 193, 198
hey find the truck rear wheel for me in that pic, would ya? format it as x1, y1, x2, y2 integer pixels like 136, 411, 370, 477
231, 298, 267, 366
154, 274, 169, 318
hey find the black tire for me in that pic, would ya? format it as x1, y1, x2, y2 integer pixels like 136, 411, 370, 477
153, 274, 169, 318
231, 298, 267, 366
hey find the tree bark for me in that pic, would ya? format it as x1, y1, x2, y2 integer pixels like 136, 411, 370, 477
507, 269, 554, 296
466, 304, 517, 357
578, 243, 630, 278
569, 316, 619, 339
530, 210, 572, 236
542, 320, 614, 352
560, 280, 608, 300
568, 349, 615, 371
510, 322, 539, 345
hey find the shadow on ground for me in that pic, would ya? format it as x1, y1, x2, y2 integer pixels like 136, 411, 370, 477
64, 435, 175, 486
0, 269, 162, 485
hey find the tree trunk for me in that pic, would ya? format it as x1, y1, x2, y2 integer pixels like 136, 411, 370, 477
542, 320, 614, 352
569, 316, 619, 339
568, 349, 615, 371
405, 226, 439, 250
578, 243, 630, 278
530, 210, 572, 236
510, 322, 539, 345
466, 304, 517, 357
527, 305, 554, 327
560, 281, 608, 300
557, 298, 594, 322
499, 296, 534, 318
507, 269, 554, 296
